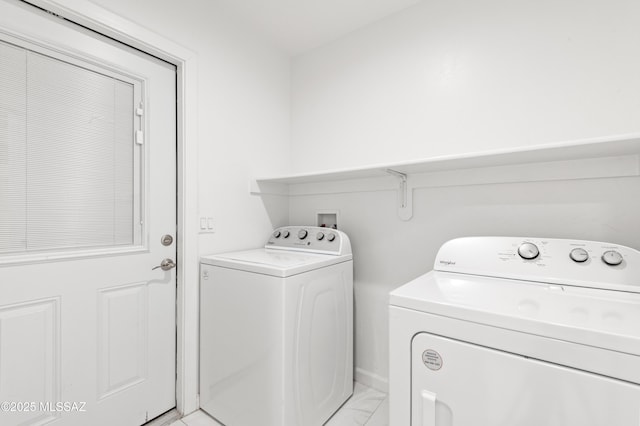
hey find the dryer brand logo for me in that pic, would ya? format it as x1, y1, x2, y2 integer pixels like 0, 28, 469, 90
439, 260, 456, 266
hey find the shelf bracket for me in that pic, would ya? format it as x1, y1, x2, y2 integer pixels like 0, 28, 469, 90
386, 169, 413, 221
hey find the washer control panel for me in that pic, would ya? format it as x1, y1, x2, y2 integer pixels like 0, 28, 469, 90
265, 226, 350, 255
435, 237, 640, 293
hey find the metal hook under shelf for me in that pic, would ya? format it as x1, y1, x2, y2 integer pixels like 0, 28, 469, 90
386, 168, 413, 221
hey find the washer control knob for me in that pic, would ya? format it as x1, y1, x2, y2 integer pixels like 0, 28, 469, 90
316, 232, 324, 241
327, 233, 336, 242
602, 250, 623, 266
298, 229, 308, 240
569, 248, 589, 263
282, 230, 290, 238
273, 230, 281, 238
518, 242, 540, 260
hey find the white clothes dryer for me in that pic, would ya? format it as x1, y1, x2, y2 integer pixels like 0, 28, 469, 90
390, 237, 640, 426
200, 226, 353, 426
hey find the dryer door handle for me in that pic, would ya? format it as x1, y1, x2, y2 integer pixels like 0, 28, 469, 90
421, 390, 437, 426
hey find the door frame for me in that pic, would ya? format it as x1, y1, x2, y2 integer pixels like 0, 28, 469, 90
21, 0, 201, 416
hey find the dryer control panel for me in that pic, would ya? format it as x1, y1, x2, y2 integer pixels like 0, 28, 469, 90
434, 237, 640, 293
265, 226, 351, 256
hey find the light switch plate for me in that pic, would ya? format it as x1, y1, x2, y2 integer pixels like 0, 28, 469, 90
199, 216, 215, 234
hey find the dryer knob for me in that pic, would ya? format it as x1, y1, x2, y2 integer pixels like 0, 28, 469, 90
316, 232, 324, 241
602, 250, 623, 266
282, 230, 290, 238
327, 233, 336, 242
298, 229, 308, 240
569, 248, 589, 263
518, 242, 539, 260
273, 230, 281, 238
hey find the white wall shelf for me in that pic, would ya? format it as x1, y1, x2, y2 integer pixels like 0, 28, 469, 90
251, 133, 640, 220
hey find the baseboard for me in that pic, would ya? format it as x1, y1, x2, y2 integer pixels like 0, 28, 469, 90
355, 367, 388, 393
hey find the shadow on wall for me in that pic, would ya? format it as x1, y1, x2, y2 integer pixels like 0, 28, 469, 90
256, 175, 640, 389
291, 176, 640, 289
260, 194, 291, 230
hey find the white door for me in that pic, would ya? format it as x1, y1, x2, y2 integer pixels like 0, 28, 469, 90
0, 2, 176, 425
411, 333, 640, 426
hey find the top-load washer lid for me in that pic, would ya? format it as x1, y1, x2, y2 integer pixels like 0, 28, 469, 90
201, 249, 352, 278
390, 237, 640, 356
200, 226, 352, 277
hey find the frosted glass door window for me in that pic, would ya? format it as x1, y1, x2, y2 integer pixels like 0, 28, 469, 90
0, 40, 141, 256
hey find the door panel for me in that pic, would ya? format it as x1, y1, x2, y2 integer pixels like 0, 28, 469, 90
0, 299, 60, 425
0, 1, 176, 425
411, 332, 640, 426
97, 283, 148, 399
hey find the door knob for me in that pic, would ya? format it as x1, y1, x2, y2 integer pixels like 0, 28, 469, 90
152, 258, 176, 271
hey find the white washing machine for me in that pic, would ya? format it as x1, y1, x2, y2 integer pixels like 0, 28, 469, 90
200, 226, 353, 426
390, 237, 640, 426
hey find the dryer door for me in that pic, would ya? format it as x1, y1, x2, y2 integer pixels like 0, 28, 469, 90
411, 333, 640, 426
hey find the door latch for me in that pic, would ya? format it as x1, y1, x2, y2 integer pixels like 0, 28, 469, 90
152, 258, 176, 271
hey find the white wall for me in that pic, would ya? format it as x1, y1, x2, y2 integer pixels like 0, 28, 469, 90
289, 0, 640, 390
291, 0, 640, 172
89, 0, 292, 253
289, 176, 640, 389
86, 0, 640, 397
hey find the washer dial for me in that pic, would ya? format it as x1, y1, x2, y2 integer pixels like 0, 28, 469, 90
273, 230, 281, 238
518, 242, 540, 260
327, 233, 336, 242
569, 248, 589, 263
298, 229, 308, 240
602, 250, 623, 266
316, 232, 324, 241
282, 230, 290, 238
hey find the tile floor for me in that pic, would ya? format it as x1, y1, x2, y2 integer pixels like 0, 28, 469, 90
170, 383, 388, 426
325, 383, 388, 426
